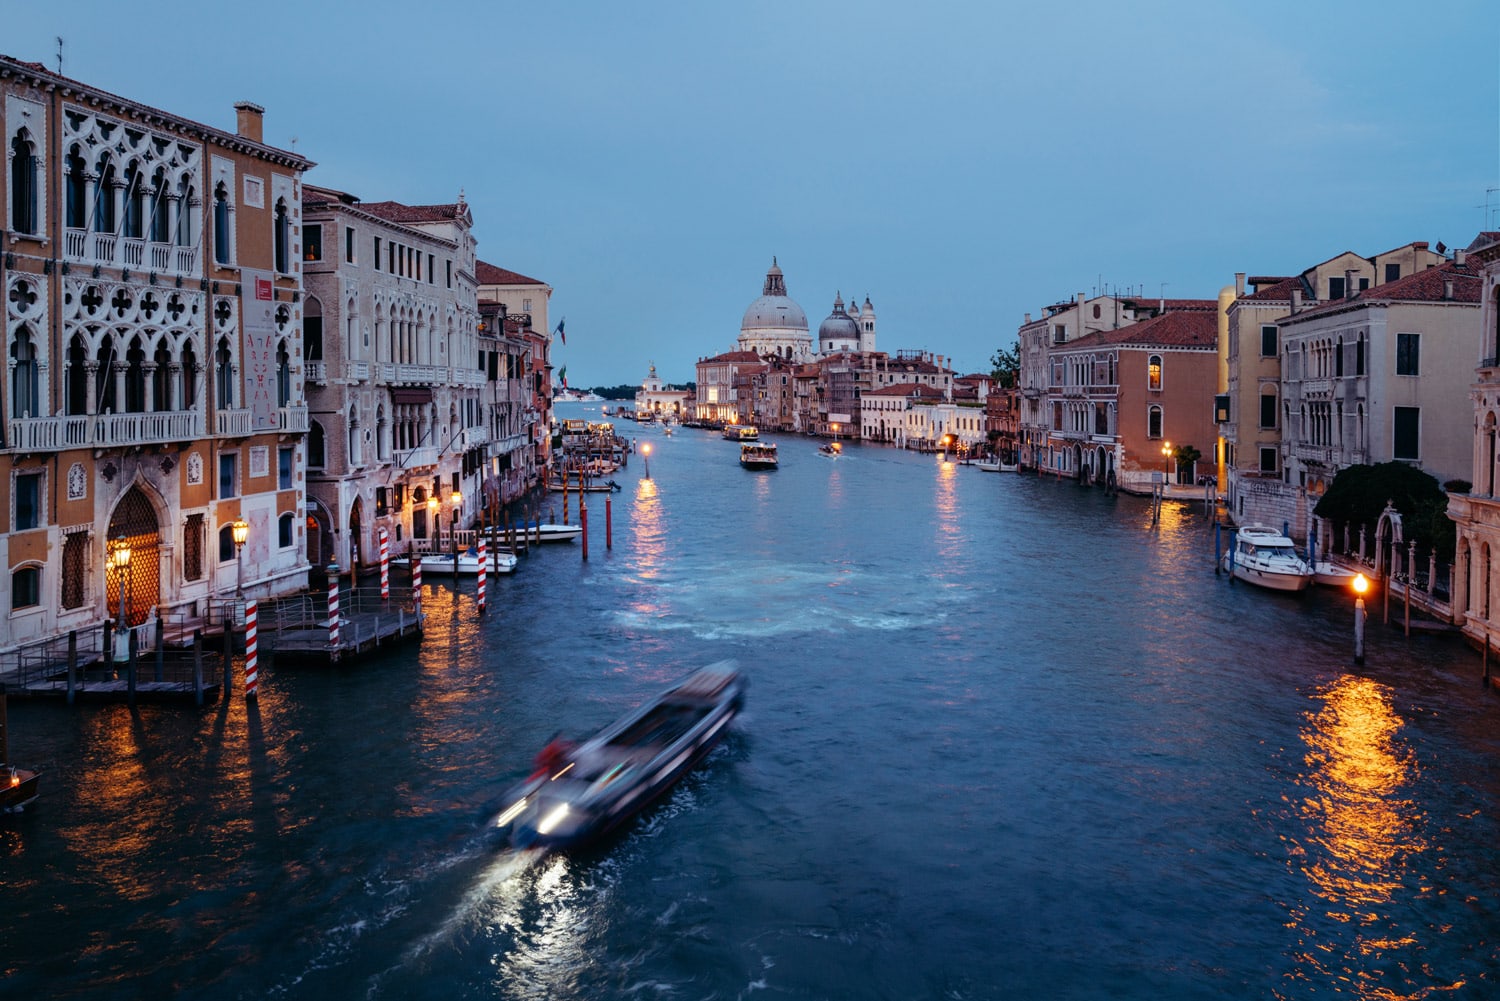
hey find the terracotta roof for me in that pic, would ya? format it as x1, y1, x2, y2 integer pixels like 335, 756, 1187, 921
1064, 310, 1217, 350
1288, 258, 1483, 318
476, 260, 547, 286
865, 383, 944, 398
699, 350, 764, 364
361, 201, 463, 224
1240, 276, 1305, 302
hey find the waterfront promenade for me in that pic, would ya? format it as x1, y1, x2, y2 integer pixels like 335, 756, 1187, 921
4, 410, 1497, 1000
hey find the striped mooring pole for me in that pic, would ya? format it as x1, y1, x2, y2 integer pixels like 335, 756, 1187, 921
477, 536, 487, 614
244, 599, 259, 699
379, 528, 390, 600
412, 556, 422, 619
327, 563, 341, 653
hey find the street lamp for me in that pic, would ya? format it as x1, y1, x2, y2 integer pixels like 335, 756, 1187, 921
1161, 441, 1173, 483
1352, 573, 1369, 665
110, 533, 132, 630
831, 422, 840, 440
641, 441, 652, 480
428, 495, 440, 556
451, 489, 463, 575
231, 518, 249, 596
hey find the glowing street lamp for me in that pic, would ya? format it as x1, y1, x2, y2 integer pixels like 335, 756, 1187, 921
1352, 573, 1370, 665
231, 518, 249, 597
451, 489, 463, 575
831, 422, 840, 440
641, 441, 652, 480
1161, 441, 1173, 482
110, 533, 132, 629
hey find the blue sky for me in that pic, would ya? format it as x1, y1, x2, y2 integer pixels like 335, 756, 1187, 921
13, 1, 1500, 386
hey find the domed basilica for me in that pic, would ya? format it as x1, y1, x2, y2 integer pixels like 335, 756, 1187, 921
738, 259, 876, 361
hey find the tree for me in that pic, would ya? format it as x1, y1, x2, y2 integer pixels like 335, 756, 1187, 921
1312, 461, 1454, 562
990, 342, 1019, 389
1172, 444, 1202, 482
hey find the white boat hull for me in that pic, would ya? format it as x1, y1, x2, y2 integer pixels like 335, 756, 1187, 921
1226, 561, 1313, 591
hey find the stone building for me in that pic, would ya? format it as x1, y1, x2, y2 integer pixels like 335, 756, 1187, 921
2, 55, 312, 652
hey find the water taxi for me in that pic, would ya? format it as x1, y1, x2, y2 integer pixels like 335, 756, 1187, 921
496, 664, 746, 850
818, 441, 843, 458
391, 547, 518, 576
740, 442, 779, 470
1222, 526, 1314, 592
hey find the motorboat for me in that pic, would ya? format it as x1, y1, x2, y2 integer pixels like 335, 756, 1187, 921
740, 442, 779, 470
496, 664, 746, 850
548, 476, 620, 493
511, 522, 583, 543
1222, 526, 1313, 592
0, 694, 39, 813
818, 441, 843, 458
392, 547, 518, 575
972, 458, 1003, 472
1313, 560, 1361, 588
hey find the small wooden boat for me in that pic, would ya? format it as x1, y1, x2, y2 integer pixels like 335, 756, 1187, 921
0, 693, 40, 814
392, 547, 518, 576
740, 442, 779, 470
818, 442, 842, 458
1313, 560, 1361, 587
973, 459, 1003, 472
496, 664, 746, 850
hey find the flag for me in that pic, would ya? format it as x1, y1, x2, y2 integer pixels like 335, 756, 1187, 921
559, 365, 568, 389
554, 318, 566, 345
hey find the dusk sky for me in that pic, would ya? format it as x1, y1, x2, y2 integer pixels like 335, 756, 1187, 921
13, 2, 1500, 387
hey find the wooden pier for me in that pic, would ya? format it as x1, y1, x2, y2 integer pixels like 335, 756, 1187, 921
260, 587, 424, 664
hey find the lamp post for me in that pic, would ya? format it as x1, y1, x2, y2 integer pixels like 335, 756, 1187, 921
427, 495, 440, 560
451, 488, 462, 576
1161, 441, 1172, 483
831, 422, 840, 440
232, 518, 249, 596
641, 441, 652, 480
111, 533, 132, 629
1353, 572, 1369, 665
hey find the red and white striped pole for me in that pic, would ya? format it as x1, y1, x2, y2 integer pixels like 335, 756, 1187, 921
477, 535, 488, 614
244, 599, 259, 699
327, 564, 340, 653
412, 557, 422, 619
379, 528, 390, 600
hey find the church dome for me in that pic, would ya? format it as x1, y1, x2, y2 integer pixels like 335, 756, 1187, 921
818, 293, 860, 345
741, 257, 808, 334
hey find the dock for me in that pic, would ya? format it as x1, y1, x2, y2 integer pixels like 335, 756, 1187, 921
259, 587, 424, 664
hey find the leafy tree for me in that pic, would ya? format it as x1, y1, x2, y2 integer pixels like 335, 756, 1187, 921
1312, 461, 1454, 561
1172, 444, 1203, 481
990, 342, 1020, 389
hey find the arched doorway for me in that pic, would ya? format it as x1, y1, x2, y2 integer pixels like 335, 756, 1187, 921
106, 485, 161, 627
306, 501, 333, 569
348, 497, 364, 569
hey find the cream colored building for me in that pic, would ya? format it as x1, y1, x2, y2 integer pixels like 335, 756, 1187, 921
2, 56, 313, 654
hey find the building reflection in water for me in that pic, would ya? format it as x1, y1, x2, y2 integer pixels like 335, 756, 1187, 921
1280, 674, 1458, 999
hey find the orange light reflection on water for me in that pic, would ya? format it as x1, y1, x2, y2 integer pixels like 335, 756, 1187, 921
1279, 674, 1457, 999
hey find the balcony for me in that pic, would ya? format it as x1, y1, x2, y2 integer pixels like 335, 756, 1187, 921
1301, 379, 1332, 396
393, 445, 439, 470
278, 405, 309, 434
216, 408, 252, 437
305, 361, 327, 384
7, 411, 205, 451
392, 363, 442, 386
64, 228, 198, 277
346, 361, 371, 383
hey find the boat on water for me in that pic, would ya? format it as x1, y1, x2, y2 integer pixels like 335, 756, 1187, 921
972, 459, 1003, 472
0, 693, 40, 814
496, 663, 746, 850
512, 522, 583, 543
1222, 526, 1314, 592
1313, 560, 1361, 587
548, 477, 620, 493
818, 441, 843, 458
740, 442, 779, 470
392, 547, 518, 576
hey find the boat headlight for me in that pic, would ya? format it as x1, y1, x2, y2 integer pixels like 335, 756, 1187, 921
537, 803, 570, 835
497, 797, 528, 827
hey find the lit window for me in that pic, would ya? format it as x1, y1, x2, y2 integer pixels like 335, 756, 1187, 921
1147, 355, 1162, 391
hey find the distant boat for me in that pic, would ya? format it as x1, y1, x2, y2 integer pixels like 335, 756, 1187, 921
392, 547, 518, 576
740, 442, 779, 470
818, 441, 842, 458
973, 458, 1003, 472
0, 693, 40, 814
1222, 527, 1314, 592
511, 522, 583, 543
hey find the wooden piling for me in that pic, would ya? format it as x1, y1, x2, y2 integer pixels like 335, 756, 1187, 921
126, 627, 138, 707
67, 630, 78, 705
193, 629, 204, 706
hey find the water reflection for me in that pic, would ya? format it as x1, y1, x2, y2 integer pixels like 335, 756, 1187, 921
933, 457, 960, 559
1280, 674, 1455, 999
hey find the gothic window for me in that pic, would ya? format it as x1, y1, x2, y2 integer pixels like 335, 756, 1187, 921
148, 168, 169, 243
184, 513, 204, 581
152, 341, 172, 411
124, 337, 146, 413
175, 178, 195, 247
181, 341, 199, 408
95, 335, 118, 414
10, 132, 38, 234
215, 337, 234, 407
10, 325, 38, 419
309, 419, 326, 469
279, 512, 294, 548
65, 334, 88, 415
305, 300, 323, 361
65, 147, 86, 229
62, 530, 88, 608
122, 161, 143, 238
273, 198, 290, 273
276, 338, 291, 407
1147, 355, 1163, 391
213, 182, 231, 265
93, 153, 118, 233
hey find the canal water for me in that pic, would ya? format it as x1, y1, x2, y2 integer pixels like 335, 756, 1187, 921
6, 404, 1500, 1000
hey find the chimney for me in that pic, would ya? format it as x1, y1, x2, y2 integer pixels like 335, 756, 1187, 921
1290, 288, 1302, 314
1235, 272, 1246, 296
234, 101, 265, 143
1444, 278, 1454, 301
1024, 312, 1031, 324
1456, 249, 1467, 266
1344, 269, 1358, 300
1415, 241, 1429, 250
1075, 292, 1085, 310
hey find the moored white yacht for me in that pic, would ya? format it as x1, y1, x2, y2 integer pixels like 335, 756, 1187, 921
1223, 526, 1314, 592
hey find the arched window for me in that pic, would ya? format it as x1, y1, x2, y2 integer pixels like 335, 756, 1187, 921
1356, 334, 1365, 376
305, 297, 323, 361
122, 161, 143, 239
10, 325, 38, 419
175, 180, 195, 247
152, 341, 172, 411
65, 147, 86, 229
124, 337, 146, 413
148, 168, 169, 243
309, 420, 326, 469
1147, 354, 1162, 391
218, 524, 236, 562
11, 565, 40, 610
275, 339, 291, 407
65, 334, 88, 415
274, 198, 290, 273
1147, 404, 1163, 439
10, 132, 37, 234
213, 182, 231, 265
95, 335, 118, 414
278, 512, 294, 549
215, 337, 234, 407
93, 153, 117, 233
181, 341, 198, 408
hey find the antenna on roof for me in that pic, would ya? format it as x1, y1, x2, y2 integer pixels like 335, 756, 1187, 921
55, 36, 63, 74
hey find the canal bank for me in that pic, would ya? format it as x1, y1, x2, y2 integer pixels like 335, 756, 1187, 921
4, 411, 1498, 1000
